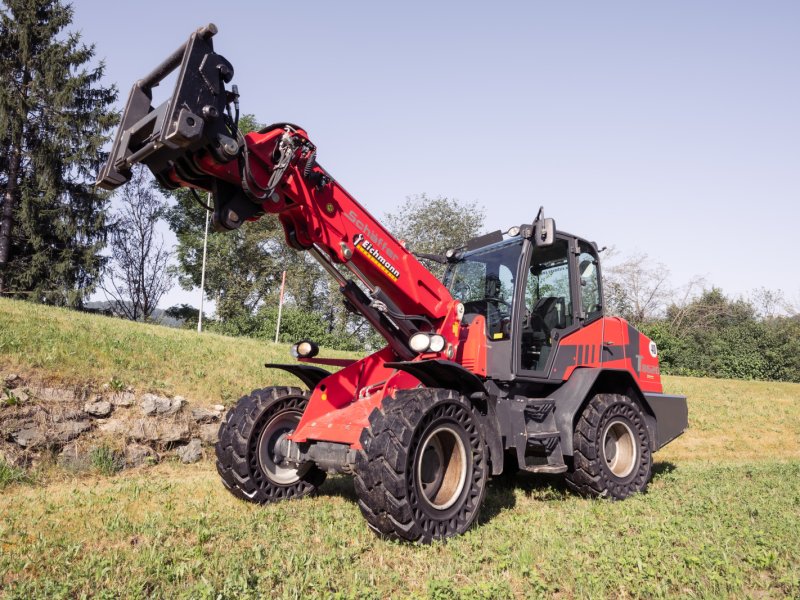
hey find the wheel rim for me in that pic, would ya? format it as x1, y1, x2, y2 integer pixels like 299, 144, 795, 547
416, 425, 468, 510
602, 420, 637, 478
257, 411, 309, 485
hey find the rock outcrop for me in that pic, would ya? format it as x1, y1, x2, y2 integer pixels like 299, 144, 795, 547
1, 374, 227, 472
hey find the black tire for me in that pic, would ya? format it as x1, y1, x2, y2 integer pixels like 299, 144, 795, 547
215, 386, 326, 503
565, 393, 652, 499
354, 388, 489, 543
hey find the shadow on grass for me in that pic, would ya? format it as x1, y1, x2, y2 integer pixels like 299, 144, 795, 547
315, 461, 680, 529
319, 475, 358, 502
651, 461, 677, 479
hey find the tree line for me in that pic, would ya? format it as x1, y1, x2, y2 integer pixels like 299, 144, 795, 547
605, 256, 799, 382
1, 1, 797, 384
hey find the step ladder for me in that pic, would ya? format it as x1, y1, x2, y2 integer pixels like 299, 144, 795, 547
517, 398, 567, 474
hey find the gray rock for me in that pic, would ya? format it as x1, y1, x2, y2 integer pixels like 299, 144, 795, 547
30, 387, 76, 403
11, 426, 46, 448
84, 400, 113, 418
141, 393, 184, 416
126, 419, 190, 443
53, 408, 87, 422
98, 418, 127, 436
108, 391, 135, 407
140, 393, 170, 415
168, 396, 186, 414
123, 419, 157, 441
190, 407, 221, 423
198, 423, 219, 445
3, 373, 20, 386
156, 422, 190, 443
53, 420, 92, 443
10, 389, 30, 403
125, 443, 156, 467
176, 438, 202, 464
58, 442, 89, 470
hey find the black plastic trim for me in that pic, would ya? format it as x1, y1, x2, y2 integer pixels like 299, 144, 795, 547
644, 392, 688, 448
264, 363, 331, 391
385, 359, 487, 396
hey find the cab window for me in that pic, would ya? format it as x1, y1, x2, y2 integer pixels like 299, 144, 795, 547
578, 242, 602, 321
444, 240, 521, 340
520, 239, 573, 372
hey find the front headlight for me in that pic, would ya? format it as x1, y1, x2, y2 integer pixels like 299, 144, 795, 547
291, 339, 319, 358
409, 332, 432, 353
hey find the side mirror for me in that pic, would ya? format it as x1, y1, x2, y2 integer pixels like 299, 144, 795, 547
534, 218, 555, 247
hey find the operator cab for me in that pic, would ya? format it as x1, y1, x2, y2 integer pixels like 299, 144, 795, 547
443, 220, 603, 380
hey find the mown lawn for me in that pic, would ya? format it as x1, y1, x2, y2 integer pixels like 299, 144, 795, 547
1, 461, 797, 598
1, 298, 799, 598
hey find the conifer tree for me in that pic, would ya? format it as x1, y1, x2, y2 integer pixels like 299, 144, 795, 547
0, 0, 117, 306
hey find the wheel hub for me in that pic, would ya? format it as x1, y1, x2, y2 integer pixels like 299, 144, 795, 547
257, 412, 310, 485
602, 420, 637, 478
416, 425, 468, 510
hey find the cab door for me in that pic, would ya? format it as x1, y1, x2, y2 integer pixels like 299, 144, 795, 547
515, 236, 576, 378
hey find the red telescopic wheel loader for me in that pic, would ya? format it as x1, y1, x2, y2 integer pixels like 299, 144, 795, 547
98, 25, 688, 543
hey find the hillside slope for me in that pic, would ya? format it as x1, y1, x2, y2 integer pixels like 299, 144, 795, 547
1, 298, 799, 598
0, 297, 355, 404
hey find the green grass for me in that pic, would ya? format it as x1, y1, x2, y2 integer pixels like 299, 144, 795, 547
0, 460, 33, 491
88, 446, 126, 476
0, 462, 797, 598
1, 297, 799, 598
0, 297, 354, 404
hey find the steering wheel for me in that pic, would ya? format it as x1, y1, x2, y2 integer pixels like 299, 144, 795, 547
479, 296, 511, 309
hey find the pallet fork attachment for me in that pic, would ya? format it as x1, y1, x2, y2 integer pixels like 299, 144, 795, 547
97, 23, 236, 191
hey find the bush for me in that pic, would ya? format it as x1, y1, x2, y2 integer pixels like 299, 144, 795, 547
640, 290, 800, 382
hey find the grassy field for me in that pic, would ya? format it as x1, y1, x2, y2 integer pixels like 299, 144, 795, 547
1, 298, 799, 598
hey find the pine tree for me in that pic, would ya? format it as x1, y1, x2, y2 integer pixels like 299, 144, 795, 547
0, 0, 117, 306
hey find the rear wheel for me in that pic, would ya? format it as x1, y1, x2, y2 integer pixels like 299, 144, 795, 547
215, 386, 326, 503
565, 393, 652, 499
354, 388, 488, 543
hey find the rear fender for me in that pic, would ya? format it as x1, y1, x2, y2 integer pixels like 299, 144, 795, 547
551, 368, 660, 456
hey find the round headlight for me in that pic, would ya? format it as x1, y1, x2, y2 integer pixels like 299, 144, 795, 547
291, 340, 319, 358
507, 226, 521, 237
409, 332, 432, 353
429, 334, 446, 353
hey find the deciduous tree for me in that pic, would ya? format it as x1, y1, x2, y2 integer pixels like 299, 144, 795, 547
384, 194, 486, 279
103, 166, 172, 321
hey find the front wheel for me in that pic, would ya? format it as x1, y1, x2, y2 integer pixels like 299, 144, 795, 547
354, 388, 489, 543
215, 386, 326, 503
565, 393, 652, 499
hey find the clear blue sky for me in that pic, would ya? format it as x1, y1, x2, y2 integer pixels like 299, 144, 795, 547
75, 1, 800, 310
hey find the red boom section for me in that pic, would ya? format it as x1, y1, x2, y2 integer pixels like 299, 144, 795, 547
185, 126, 457, 327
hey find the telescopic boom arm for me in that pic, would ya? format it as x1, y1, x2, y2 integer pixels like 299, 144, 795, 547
97, 24, 463, 360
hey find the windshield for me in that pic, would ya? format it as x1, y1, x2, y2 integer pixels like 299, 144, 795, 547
443, 240, 522, 339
